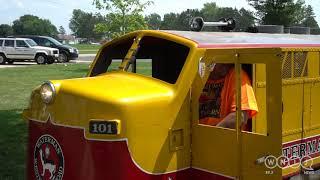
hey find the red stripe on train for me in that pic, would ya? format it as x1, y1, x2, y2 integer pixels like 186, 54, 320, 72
27, 120, 231, 180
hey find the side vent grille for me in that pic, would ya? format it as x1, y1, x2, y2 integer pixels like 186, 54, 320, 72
281, 51, 308, 79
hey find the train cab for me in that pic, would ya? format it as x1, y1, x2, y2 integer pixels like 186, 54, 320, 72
23, 30, 320, 180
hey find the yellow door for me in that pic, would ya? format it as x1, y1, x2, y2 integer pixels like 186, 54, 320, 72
191, 49, 283, 179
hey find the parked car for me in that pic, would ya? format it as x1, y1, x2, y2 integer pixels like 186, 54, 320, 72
17, 35, 79, 63
0, 38, 59, 65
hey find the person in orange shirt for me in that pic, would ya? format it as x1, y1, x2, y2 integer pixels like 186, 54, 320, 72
199, 64, 258, 129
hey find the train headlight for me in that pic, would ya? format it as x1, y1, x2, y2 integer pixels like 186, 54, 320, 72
40, 82, 55, 104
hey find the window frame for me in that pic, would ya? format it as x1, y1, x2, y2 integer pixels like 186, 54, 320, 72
42, 38, 53, 47
16, 40, 29, 48
4, 40, 14, 47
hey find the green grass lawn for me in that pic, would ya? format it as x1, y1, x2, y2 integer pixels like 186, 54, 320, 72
70, 44, 101, 54
0, 62, 151, 179
0, 63, 90, 179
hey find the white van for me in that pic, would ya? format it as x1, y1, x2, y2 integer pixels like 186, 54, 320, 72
0, 38, 59, 65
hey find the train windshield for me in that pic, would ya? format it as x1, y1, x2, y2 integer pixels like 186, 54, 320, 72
90, 36, 190, 84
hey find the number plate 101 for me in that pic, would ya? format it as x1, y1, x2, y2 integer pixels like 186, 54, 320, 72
89, 120, 119, 135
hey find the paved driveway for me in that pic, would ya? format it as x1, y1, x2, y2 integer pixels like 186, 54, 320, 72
0, 54, 96, 68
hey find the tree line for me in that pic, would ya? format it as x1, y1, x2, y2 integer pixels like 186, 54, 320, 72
248, 0, 318, 27
0, 0, 319, 40
70, 0, 320, 40
0, 15, 61, 38
71, 1, 257, 39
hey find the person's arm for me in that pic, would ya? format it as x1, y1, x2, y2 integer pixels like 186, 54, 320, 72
216, 111, 248, 129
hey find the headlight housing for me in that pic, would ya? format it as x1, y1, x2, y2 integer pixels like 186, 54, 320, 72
69, 48, 75, 53
40, 81, 55, 104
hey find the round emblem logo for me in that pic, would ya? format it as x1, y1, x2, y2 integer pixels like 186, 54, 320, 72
34, 134, 64, 180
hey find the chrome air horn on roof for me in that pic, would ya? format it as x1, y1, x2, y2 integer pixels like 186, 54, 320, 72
190, 17, 236, 32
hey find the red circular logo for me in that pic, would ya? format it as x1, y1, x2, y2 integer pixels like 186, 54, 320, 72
34, 134, 64, 180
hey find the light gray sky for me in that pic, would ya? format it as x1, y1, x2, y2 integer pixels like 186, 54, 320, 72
0, 0, 319, 34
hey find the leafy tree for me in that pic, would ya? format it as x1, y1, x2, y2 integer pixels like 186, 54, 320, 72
0, 24, 13, 37
59, 26, 66, 35
160, 13, 179, 30
234, 8, 256, 31
145, 13, 161, 30
301, 5, 319, 28
69, 9, 104, 40
201, 2, 220, 22
161, 9, 203, 30
92, 0, 153, 38
247, 0, 306, 26
12, 15, 58, 37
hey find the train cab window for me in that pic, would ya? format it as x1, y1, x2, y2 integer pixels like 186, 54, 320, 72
134, 36, 189, 84
90, 37, 134, 76
107, 59, 122, 72
90, 36, 189, 84
127, 59, 152, 76
198, 63, 267, 135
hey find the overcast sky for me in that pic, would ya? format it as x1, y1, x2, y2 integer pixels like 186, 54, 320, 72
0, 0, 319, 34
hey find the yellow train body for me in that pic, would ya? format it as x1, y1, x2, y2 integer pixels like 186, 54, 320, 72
23, 30, 320, 179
